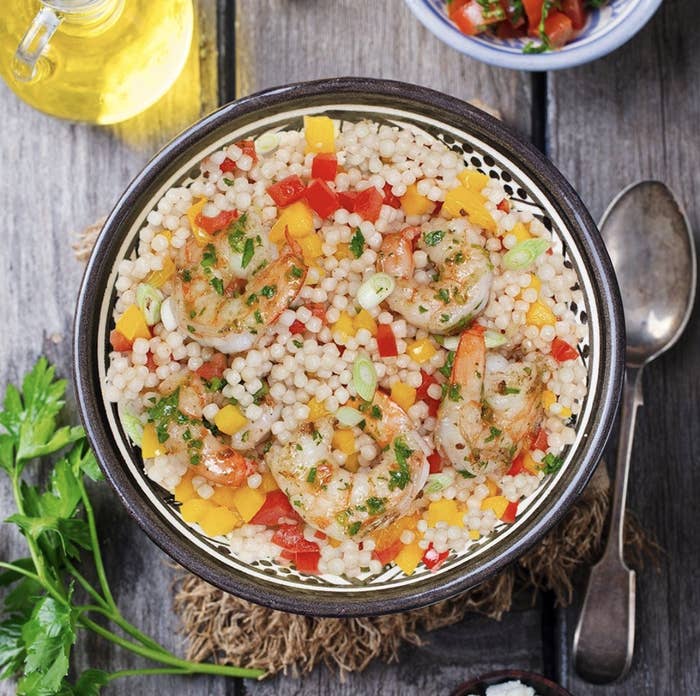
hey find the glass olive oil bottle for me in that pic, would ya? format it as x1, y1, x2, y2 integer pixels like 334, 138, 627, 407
0, 0, 194, 124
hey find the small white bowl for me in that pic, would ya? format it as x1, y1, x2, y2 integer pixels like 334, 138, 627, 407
405, 0, 663, 71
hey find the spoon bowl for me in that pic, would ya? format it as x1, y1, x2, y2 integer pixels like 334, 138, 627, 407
601, 180, 696, 366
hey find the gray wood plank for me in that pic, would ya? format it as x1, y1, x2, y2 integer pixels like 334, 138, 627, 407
235, 0, 533, 137
547, 0, 700, 692
0, 3, 220, 695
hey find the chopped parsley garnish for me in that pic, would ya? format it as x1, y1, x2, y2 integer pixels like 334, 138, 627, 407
418, 305, 427, 314
504, 386, 521, 395
210, 277, 224, 295
350, 228, 365, 258
347, 521, 362, 536
447, 384, 462, 402
542, 453, 564, 474
439, 350, 456, 378
389, 437, 413, 491
246, 292, 258, 306
241, 430, 250, 442
306, 467, 317, 483
181, 269, 192, 282
201, 244, 217, 269
457, 469, 476, 479
223, 177, 234, 186
440, 313, 451, 323
147, 389, 180, 424
254, 309, 263, 324
261, 284, 277, 298
241, 238, 255, 268
366, 497, 385, 514
292, 339, 303, 348
436, 288, 450, 304
227, 213, 248, 252
311, 429, 323, 445
290, 265, 303, 279
252, 380, 269, 405
484, 426, 502, 443
423, 229, 445, 246
204, 377, 224, 392
370, 405, 382, 419
186, 324, 196, 334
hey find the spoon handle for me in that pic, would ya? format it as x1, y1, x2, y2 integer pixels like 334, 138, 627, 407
573, 364, 644, 683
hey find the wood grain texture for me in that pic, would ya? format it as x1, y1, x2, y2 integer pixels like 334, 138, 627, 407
547, 0, 700, 692
0, 2, 218, 695
235, 0, 533, 138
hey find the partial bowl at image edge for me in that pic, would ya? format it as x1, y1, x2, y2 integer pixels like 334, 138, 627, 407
73, 77, 624, 617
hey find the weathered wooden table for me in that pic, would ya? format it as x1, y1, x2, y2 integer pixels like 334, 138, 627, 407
1, 1, 698, 693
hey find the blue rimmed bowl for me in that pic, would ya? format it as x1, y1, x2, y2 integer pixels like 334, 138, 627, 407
74, 77, 623, 617
405, 0, 663, 71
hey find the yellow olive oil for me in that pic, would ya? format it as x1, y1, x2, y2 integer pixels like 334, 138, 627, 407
0, 0, 194, 124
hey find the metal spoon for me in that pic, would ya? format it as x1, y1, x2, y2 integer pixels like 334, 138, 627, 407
572, 181, 696, 683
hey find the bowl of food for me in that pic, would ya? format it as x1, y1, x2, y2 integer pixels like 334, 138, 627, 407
404, 0, 663, 71
451, 670, 573, 696
74, 77, 623, 616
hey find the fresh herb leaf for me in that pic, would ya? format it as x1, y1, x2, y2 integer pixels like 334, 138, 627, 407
210, 277, 224, 296
349, 228, 365, 259
423, 229, 445, 247
347, 521, 362, 536
241, 238, 255, 269
200, 244, 217, 269
484, 426, 502, 443
542, 453, 564, 474
436, 288, 450, 304
365, 497, 385, 514
457, 469, 476, 479
306, 467, 317, 484
389, 437, 413, 491
290, 265, 303, 279
260, 285, 277, 298
439, 351, 456, 379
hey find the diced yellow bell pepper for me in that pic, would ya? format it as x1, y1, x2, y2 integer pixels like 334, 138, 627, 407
298, 232, 323, 264
390, 382, 417, 412
174, 470, 197, 503
523, 452, 541, 475
443, 185, 497, 233
510, 221, 533, 243
187, 197, 212, 246
542, 390, 571, 418
304, 115, 335, 154
231, 486, 266, 522
395, 541, 424, 576
214, 404, 248, 435
115, 304, 151, 342
457, 169, 489, 192
344, 452, 360, 473
211, 485, 239, 509
328, 537, 342, 548
199, 505, 241, 537
371, 513, 420, 550
526, 299, 556, 327
485, 478, 500, 497
306, 397, 327, 422
141, 422, 163, 459
518, 272, 542, 301
468, 529, 481, 541
334, 242, 352, 260
270, 200, 315, 244
353, 309, 377, 336
145, 256, 176, 289
180, 498, 215, 523
332, 429, 356, 456
332, 311, 355, 339
481, 495, 509, 519
400, 184, 434, 217
426, 499, 465, 528
406, 338, 437, 364
259, 472, 279, 493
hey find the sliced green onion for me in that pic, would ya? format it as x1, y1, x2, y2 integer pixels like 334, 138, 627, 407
353, 354, 377, 402
335, 406, 365, 427
254, 132, 280, 155
442, 335, 460, 350
136, 283, 164, 326
425, 473, 452, 494
119, 405, 144, 446
502, 238, 551, 271
484, 330, 507, 349
357, 272, 396, 310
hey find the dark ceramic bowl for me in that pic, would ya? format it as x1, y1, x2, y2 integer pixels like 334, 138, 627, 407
74, 77, 623, 617
451, 670, 573, 696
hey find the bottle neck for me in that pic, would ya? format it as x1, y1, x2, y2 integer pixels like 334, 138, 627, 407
44, 0, 124, 35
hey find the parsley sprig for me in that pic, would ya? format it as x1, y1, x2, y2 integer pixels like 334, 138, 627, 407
0, 359, 263, 693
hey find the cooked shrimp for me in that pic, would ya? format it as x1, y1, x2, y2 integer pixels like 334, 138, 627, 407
379, 223, 492, 334
265, 391, 430, 541
436, 326, 545, 477
171, 210, 307, 353
150, 373, 257, 486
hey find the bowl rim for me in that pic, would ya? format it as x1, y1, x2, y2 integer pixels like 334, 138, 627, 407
73, 76, 624, 617
404, 0, 664, 71
450, 669, 573, 696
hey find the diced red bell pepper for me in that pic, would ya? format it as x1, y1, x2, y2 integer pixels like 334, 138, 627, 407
250, 490, 302, 526
416, 370, 440, 416
314, 530, 327, 540
305, 179, 340, 219
422, 543, 449, 571
338, 190, 358, 212
272, 524, 320, 553
308, 303, 327, 323
195, 352, 227, 380
543, 11, 574, 48
530, 428, 549, 452
145, 351, 157, 372
289, 320, 306, 335
561, 0, 586, 30
372, 539, 403, 566
376, 323, 398, 358
497, 198, 511, 213
236, 139, 257, 164
267, 175, 306, 207
428, 451, 443, 474
195, 208, 239, 235
220, 158, 236, 173
501, 501, 519, 524
291, 549, 321, 573
311, 153, 338, 181
354, 187, 384, 223
382, 183, 402, 209
506, 452, 526, 476
551, 337, 579, 362
109, 329, 132, 352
